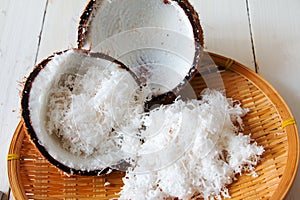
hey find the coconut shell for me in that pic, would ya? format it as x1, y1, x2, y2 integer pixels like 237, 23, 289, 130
77, 0, 205, 105
21, 49, 133, 176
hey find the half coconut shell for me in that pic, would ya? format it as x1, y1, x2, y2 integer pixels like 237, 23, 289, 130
78, 0, 204, 100
21, 49, 140, 175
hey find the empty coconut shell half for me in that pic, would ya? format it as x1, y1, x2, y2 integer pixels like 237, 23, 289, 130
78, 0, 204, 102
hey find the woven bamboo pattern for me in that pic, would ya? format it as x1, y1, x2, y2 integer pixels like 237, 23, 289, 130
8, 53, 299, 200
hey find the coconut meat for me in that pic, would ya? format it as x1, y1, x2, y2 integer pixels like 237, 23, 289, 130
27, 50, 263, 199
86, 0, 194, 49
29, 49, 147, 170
119, 89, 264, 200
85, 0, 196, 96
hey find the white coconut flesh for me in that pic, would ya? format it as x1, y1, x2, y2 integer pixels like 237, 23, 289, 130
119, 89, 265, 200
26, 49, 264, 198
28, 49, 147, 171
83, 0, 198, 95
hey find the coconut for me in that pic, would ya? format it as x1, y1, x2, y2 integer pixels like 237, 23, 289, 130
78, 0, 204, 100
21, 49, 147, 175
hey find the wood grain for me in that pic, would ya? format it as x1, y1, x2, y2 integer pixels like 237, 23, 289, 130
0, 0, 47, 196
37, 0, 88, 61
190, 0, 255, 71
248, 1, 300, 198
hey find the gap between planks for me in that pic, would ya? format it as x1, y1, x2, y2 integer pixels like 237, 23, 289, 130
245, 0, 259, 73
7, 1, 49, 200
34, 0, 49, 65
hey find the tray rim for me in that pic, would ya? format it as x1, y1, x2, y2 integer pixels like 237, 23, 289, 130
7, 52, 299, 200
210, 52, 299, 199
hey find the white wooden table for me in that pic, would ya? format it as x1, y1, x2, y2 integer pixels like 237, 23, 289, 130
1, 0, 299, 199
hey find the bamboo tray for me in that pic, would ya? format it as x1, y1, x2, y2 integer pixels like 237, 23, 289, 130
8, 53, 299, 200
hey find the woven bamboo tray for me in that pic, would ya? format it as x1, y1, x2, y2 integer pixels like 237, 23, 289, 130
8, 53, 299, 200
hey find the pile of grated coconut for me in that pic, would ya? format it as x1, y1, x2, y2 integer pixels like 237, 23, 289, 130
46, 59, 264, 199
119, 90, 264, 200
46, 59, 148, 157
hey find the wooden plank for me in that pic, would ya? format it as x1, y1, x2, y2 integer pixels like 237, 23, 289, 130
248, 0, 300, 199
190, 0, 255, 71
36, 0, 88, 61
0, 0, 47, 197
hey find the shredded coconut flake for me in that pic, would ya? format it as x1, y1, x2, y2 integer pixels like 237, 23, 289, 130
119, 89, 264, 200
104, 182, 111, 187
43, 52, 263, 199
46, 57, 146, 159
